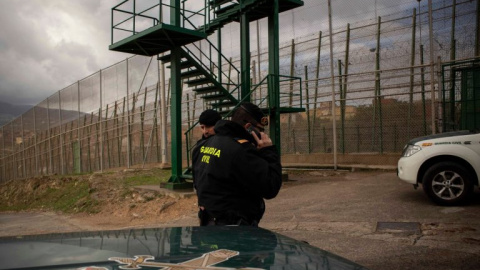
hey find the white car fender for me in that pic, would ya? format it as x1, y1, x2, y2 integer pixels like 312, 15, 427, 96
417, 140, 480, 185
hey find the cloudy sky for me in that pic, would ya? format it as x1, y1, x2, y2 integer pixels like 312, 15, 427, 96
0, 0, 126, 106
0, 0, 419, 107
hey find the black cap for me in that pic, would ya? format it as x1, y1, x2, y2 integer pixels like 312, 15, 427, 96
199, 109, 221, 126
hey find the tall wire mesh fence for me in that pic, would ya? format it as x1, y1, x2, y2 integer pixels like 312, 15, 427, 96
0, 0, 479, 182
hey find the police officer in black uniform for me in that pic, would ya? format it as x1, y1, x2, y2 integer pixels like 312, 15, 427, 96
192, 102, 282, 226
198, 109, 221, 139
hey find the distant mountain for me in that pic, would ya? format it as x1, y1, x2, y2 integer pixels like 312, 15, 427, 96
0, 101, 33, 127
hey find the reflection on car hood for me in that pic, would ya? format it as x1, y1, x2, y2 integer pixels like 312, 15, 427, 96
407, 130, 478, 145
0, 226, 368, 270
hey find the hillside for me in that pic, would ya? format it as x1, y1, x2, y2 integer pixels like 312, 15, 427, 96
0, 101, 32, 126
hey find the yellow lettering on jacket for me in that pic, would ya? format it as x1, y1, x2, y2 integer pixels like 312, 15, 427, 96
201, 155, 210, 163
200, 146, 221, 158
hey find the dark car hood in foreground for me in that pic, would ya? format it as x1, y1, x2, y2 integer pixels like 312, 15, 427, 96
0, 226, 367, 270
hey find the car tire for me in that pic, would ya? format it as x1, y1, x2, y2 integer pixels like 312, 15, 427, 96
422, 161, 474, 206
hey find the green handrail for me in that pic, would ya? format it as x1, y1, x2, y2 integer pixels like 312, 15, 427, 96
183, 44, 240, 95
111, 0, 206, 44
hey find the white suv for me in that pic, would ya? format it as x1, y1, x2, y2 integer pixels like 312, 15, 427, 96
397, 130, 480, 206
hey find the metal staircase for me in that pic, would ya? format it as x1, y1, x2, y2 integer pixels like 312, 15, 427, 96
158, 45, 240, 115
109, 0, 305, 188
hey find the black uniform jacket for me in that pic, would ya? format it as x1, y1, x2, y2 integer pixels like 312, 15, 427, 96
192, 120, 282, 223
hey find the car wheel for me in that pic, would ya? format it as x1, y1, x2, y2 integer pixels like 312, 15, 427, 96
422, 161, 474, 206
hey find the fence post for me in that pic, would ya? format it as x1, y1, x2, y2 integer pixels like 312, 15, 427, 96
448, 1, 457, 129
113, 101, 121, 166
141, 87, 148, 162
344, 24, 350, 92
256, 20, 262, 98
99, 69, 104, 172
95, 108, 102, 171
328, 0, 337, 168
437, 56, 444, 132
338, 59, 344, 154
152, 82, 160, 163
130, 92, 137, 166
69, 121, 74, 174
343, 24, 350, 154
428, 0, 437, 134
451, 0, 456, 62
21, 115, 26, 178
77, 81, 81, 174
140, 105, 145, 164
240, 12, 251, 100
228, 57, 233, 92
186, 93, 191, 166
1, 126, 4, 181
409, 8, 417, 138
86, 114, 92, 172
47, 99, 52, 175
58, 92, 65, 175
126, 60, 132, 168
304, 65, 311, 153
313, 31, 322, 150
11, 122, 16, 180
156, 85, 161, 163
476, 0, 480, 56
420, 45, 427, 134
288, 39, 295, 152
192, 92, 197, 148
374, 16, 383, 154
33, 106, 38, 176
105, 104, 111, 169
121, 97, 126, 167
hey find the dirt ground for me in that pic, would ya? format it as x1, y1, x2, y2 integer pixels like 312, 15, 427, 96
0, 169, 342, 233
0, 168, 201, 232
2, 169, 480, 270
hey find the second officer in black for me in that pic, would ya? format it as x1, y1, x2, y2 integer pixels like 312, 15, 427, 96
192, 102, 282, 226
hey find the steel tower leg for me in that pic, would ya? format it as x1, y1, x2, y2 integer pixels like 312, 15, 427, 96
268, 0, 281, 155
164, 0, 192, 189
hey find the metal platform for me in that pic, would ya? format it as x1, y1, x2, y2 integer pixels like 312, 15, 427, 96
109, 23, 206, 56
202, 0, 304, 34
245, 0, 305, 22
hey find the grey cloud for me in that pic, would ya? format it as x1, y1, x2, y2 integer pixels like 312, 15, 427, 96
0, 0, 419, 106
0, 0, 125, 105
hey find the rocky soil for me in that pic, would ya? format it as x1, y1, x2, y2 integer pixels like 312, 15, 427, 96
0, 168, 200, 231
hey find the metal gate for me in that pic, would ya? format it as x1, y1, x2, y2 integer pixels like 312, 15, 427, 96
460, 68, 480, 130
442, 58, 480, 132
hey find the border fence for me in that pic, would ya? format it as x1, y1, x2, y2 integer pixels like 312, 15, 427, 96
1, 0, 479, 182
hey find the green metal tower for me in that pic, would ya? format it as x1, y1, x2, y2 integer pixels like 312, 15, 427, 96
110, 0, 304, 189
